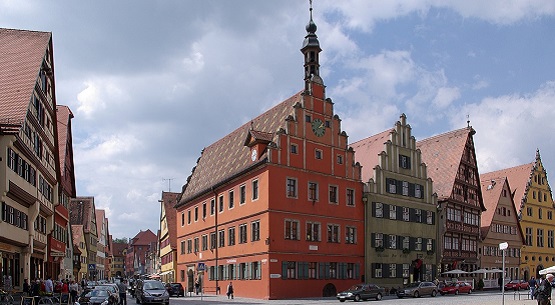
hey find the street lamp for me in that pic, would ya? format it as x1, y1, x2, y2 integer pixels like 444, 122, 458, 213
499, 242, 508, 305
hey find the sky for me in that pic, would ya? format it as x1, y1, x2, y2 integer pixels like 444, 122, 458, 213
2, 0, 555, 239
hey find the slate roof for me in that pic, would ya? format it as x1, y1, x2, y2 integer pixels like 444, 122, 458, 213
350, 128, 394, 183
178, 91, 302, 205
416, 127, 474, 201
481, 163, 534, 212
0, 28, 51, 132
161, 192, 179, 249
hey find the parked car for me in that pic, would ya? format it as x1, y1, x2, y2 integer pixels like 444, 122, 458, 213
396, 281, 438, 298
336, 284, 385, 302
504, 280, 529, 291
135, 279, 170, 305
440, 282, 473, 295
78, 289, 117, 305
165, 283, 185, 297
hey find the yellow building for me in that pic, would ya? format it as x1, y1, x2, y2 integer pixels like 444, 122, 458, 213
483, 150, 555, 279
159, 192, 180, 284
71, 225, 88, 281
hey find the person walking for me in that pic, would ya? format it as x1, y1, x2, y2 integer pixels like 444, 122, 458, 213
535, 273, 553, 305
69, 280, 79, 304
23, 279, 30, 296
117, 280, 127, 305
226, 282, 234, 299
529, 276, 537, 299
45, 276, 54, 295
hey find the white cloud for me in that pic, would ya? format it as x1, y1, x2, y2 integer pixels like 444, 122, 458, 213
432, 87, 460, 109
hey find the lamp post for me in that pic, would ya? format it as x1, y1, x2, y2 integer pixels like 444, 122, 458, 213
499, 242, 508, 305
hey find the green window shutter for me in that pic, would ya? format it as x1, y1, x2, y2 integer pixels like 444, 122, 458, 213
223, 265, 228, 280
397, 264, 403, 278
282, 261, 288, 280
396, 180, 403, 195
410, 237, 416, 251
383, 264, 389, 278
408, 183, 415, 197
383, 204, 390, 216
318, 262, 325, 279
338, 262, 345, 279
324, 262, 330, 279
354, 263, 360, 280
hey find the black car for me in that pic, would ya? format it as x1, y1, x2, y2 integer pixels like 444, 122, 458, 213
336, 284, 385, 302
165, 283, 184, 297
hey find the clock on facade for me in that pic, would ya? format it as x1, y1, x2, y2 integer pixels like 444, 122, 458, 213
251, 149, 257, 161
311, 118, 325, 137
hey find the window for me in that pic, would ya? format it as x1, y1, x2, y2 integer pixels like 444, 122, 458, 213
202, 202, 206, 219
548, 230, 554, 248
415, 209, 422, 222
426, 210, 434, 224
402, 181, 409, 196
305, 115, 311, 122
389, 264, 397, 278
181, 212, 185, 226
187, 239, 192, 254
252, 180, 259, 200
374, 263, 383, 278
228, 227, 235, 246
306, 222, 320, 241
308, 262, 317, 279
194, 206, 198, 221
374, 233, 384, 247
287, 261, 297, 279
180, 241, 185, 254
329, 185, 338, 204
202, 235, 208, 251
219, 195, 224, 212
388, 234, 397, 249
345, 226, 356, 244
403, 207, 410, 221
291, 144, 298, 154
549, 211, 553, 220
415, 184, 422, 198
415, 237, 422, 251
389, 205, 397, 220
229, 190, 234, 209
218, 230, 225, 247
194, 237, 199, 252
526, 227, 533, 246
402, 236, 410, 250
239, 224, 247, 243
239, 185, 246, 204
539, 208, 543, 219
285, 219, 299, 240
315, 149, 323, 159
286, 178, 297, 198
375, 202, 383, 218
329, 262, 338, 279
305, 182, 318, 202
387, 178, 396, 193
399, 154, 411, 169
538, 229, 544, 247
327, 224, 340, 243
337, 155, 343, 164
187, 210, 191, 224
346, 189, 355, 206
210, 199, 215, 215
251, 220, 260, 241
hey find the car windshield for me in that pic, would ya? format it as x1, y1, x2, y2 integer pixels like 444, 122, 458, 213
96, 286, 116, 292
406, 282, 420, 288
347, 285, 363, 291
144, 281, 165, 290
171, 284, 181, 288
89, 290, 109, 297
508, 280, 519, 284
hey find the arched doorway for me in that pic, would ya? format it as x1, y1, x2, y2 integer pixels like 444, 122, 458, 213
536, 265, 544, 279
322, 283, 337, 297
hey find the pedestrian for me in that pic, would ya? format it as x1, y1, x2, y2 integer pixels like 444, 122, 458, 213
69, 280, 79, 304
194, 279, 200, 295
498, 276, 503, 291
535, 273, 553, 305
45, 276, 54, 295
529, 276, 537, 299
2, 274, 12, 292
117, 279, 127, 305
226, 282, 234, 299
23, 279, 30, 296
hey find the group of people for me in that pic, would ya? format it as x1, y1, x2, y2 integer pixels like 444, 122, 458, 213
529, 274, 554, 305
20, 277, 81, 303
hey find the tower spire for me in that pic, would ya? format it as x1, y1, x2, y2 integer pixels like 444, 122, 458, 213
301, 0, 323, 90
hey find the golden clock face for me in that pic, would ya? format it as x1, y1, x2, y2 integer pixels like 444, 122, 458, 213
311, 118, 325, 137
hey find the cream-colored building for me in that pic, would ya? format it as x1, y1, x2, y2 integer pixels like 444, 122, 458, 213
71, 225, 88, 281
159, 192, 179, 284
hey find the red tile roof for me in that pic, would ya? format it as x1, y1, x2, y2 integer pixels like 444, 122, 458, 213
0, 28, 51, 132
69, 197, 97, 233
131, 229, 157, 246
481, 163, 534, 213
479, 175, 506, 236
416, 127, 473, 200
178, 91, 302, 204
350, 128, 394, 183
111, 242, 128, 256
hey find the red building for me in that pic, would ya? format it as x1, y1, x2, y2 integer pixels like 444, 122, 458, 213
175, 7, 364, 299
125, 230, 157, 277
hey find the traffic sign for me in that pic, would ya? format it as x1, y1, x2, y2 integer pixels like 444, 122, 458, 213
88, 264, 96, 270
197, 262, 205, 271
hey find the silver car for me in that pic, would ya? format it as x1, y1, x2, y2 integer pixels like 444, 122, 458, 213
396, 281, 438, 298
135, 280, 169, 305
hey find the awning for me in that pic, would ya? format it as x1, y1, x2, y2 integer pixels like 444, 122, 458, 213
159, 270, 173, 276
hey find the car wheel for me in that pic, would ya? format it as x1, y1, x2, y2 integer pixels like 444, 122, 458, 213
397, 296, 403, 299
468, 289, 472, 294
339, 300, 345, 303
431, 290, 437, 297
517, 287, 520, 291
440, 292, 445, 296
455, 290, 459, 295
376, 293, 382, 301
354, 294, 361, 302
414, 291, 420, 298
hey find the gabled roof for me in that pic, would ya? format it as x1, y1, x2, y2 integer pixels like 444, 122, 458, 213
161, 192, 179, 249
350, 128, 393, 183
416, 127, 474, 200
111, 242, 127, 257
96, 209, 105, 235
69, 197, 97, 234
481, 163, 534, 212
56, 105, 76, 196
0, 28, 51, 132
131, 229, 157, 246
178, 91, 302, 205
479, 176, 506, 235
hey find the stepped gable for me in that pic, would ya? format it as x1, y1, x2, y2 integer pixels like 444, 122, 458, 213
479, 175, 507, 237
416, 127, 473, 200
0, 28, 51, 131
350, 128, 394, 183
482, 163, 534, 212
178, 91, 302, 204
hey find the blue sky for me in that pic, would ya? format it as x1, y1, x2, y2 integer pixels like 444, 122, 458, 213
2, 0, 555, 239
